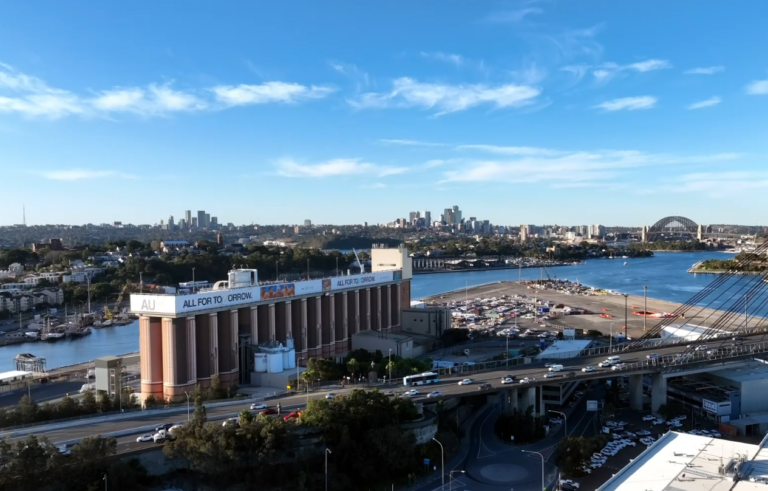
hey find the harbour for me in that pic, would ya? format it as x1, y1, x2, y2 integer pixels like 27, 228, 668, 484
0, 251, 756, 371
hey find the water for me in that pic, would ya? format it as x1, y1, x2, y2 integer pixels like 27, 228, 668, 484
1, 252, 761, 371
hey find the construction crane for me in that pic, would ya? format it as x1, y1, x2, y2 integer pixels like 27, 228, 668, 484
529, 240, 553, 282
105, 284, 130, 320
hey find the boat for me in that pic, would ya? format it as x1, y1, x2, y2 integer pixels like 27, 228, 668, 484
623, 262, 627, 266
42, 331, 66, 342
102, 319, 113, 327
93, 320, 103, 328
69, 326, 91, 338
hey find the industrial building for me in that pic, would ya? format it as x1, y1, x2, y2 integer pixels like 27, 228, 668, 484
130, 246, 412, 401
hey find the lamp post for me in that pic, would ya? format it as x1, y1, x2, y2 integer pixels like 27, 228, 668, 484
506, 333, 509, 367
276, 261, 279, 281
432, 438, 444, 489
336, 257, 339, 277
622, 293, 629, 341
184, 391, 190, 421
371, 360, 375, 385
609, 322, 614, 353
643, 285, 648, 332
449, 470, 465, 490
522, 450, 545, 491
325, 448, 332, 491
388, 349, 392, 384
139, 272, 143, 294
549, 409, 567, 436
297, 357, 304, 395
191, 267, 196, 292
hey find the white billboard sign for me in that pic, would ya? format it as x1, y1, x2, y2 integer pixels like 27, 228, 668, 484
294, 279, 325, 296
130, 286, 261, 316
330, 271, 394, 291
702, 398, 731, 416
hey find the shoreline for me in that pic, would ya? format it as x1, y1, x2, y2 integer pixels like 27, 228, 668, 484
412, 263, 579, 275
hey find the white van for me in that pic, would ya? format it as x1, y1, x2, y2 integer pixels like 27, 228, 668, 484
548, 364, 564, 372
606, 356, 621, 363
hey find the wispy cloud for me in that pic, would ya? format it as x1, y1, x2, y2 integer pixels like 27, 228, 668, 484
39, 169, 137, 181
595, 96, 657, 111
672, 171, 768, 197
360, 182, 386, 189
687, 96, 721, 110
379, 139, 447, 147
546, 25, 605, 61
0, 61, 333, 119
328, 61, 370, 90
439, 147, 740, 188
684, 66, 724, 75
211, 82, 334, 107
420, 52, 464, 67
348, 77, 541, 116
627, 59, 672, 72
486, 7, 543, 23
587, 59, 672, 85
745, 79, 768, 95
275, 158, 407, 178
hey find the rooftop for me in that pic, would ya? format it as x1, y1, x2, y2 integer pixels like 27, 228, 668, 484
598, 431, 756, 491
537, 339, 593, 359
711, 362, 768, 383
0, 370, 34, 382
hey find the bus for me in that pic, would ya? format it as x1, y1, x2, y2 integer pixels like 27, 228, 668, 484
403, 372, 440, 387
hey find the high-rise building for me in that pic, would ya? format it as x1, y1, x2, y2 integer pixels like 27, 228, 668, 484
191, 217, 198, 227
197, 210, 206, 228
452, 205, 462, 224
211, 216, 218, 227
443, 208, 453, 225
304, 219, 312, 227
168, 215, 175, 230
204, 213, 210, 227
179, 218, 187, 229
423, 211, 431, 226
185, 210, 192, 225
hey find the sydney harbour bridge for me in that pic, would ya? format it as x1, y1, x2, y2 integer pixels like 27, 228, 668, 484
642, 215, 711, 242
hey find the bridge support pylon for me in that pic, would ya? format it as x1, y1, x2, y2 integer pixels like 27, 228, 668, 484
651, 372, 667, 416
505, 388, 519, 413
629, 374, 643, 411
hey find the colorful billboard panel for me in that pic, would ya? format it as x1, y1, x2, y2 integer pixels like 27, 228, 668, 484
260, 283, 295, 300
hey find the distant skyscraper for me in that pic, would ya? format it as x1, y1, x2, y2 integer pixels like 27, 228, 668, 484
452, 205, 462, 224
443, 208, 453, 225
185, 210, 192, 225
191, 217, 198, 227
168, 215, 174, 230
304, 219, 312, 227
211, 216, 218, 227
179, 218, 187, 229
423, 211, 431, 226
197, 210, 206, 228
204, 213, 210, 227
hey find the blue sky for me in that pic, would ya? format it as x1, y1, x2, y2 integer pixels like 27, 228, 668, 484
1, 1, 767, 227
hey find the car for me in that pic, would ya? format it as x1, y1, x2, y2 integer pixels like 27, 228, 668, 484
458, 379, 473, 386
478, 383, 492, 390
653, 419, 665, 425
260, 407, 278, 415
561, 483, 578, 491
325, 393, 336, 400
545, 363, 555, 368
520, 377, 535, 384
694, 345, 708, 351
598, 361, 612, 368
561, 479, 580, 488
283, 412, 301, 421
675, 415, 687, 421
711, 431, 722, 438
427, 391, 443, 398
636, 430, 651, 437
646, 353, 660, 359
549, 418, 563, 425
222, 417, 240, 428
404, 389, 420, 397
544, 372, 559, 378
136, 434, 154, 443
642, 415, 656, 421
611, 363, 627, 371
250, 403, 267, 410
154, 423, 173, 432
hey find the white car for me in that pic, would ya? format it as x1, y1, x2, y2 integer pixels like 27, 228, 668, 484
222, 417, 239, 428
136, 434, 153, 443
404, 389, 420, 397
582, 366, 595, 372
711, 431, 722, 438
543, 372, 559, 378
458, 379, 473, 386
325, 393, 336, 399
646, 353, 660, 359
636, 430, 651, 437
250, 403, 267, 410
427, 391, 443, 398
501, 377, 516, 384
520, 377, 535, 384
598, 361, 612, 368
562, 479, 580, 488
694, 345, 708, 351
642, 415, 655, 421
611, 363, 627, 371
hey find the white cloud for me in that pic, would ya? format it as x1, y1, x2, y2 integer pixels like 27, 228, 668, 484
684, 66, 724, 75
561, 65, 590, 84
420, 52, 464, 67
360, 182, 386, 189
595, 96, 657, 111
0, 61, 333, 119
687, 96, 721, 110
673, 171, 768, 197
379, 139, 446, 147
211, 82, 334, 106
627, 59, 672, 72
348, 77, 541, 115
486, 7, 543, 23
745, 79, 768, 95
328, 61, 370, 89
440, 147, 740, 187
276, 158, 407, 178
39, 169, 137, 181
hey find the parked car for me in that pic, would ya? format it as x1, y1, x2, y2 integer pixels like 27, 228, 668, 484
642, 415, 656, 421
636, 430, 651, 437
250, 403, 267, 410
458, 379, 473, 386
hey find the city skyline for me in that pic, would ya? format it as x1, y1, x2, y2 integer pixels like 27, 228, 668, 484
2, 2, 768, 226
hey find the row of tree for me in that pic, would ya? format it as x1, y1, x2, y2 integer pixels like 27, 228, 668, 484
0, 391, 138, 429
165, 389, 425, 490
295, 350, 432, 387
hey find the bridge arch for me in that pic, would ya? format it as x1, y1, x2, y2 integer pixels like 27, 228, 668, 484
647, 215, 698, 240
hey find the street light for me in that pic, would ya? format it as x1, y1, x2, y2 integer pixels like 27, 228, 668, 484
643, 285, 648, 332
184, 391, 190, 421
325, 448, 332, 491
388, 349, 392, 384
449, 470, 465, 490
622, 293, 629, 341
191, 267, 196, 293
549, 409, 567, 436
432, 438, 444, 489
609, 322, 614, 353
522, 450, 545, 491
297, 357, 304, 395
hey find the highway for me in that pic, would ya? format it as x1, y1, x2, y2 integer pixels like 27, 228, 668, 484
10, 332, 768, 456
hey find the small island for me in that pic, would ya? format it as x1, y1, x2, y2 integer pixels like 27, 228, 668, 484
688, 253, 768, 275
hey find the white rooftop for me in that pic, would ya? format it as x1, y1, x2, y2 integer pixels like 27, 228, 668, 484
536, 339, 593, 359
0, 370, 33, 382
598, 431, 756, 491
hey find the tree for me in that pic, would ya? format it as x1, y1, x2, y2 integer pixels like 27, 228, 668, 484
17, 395, 38, 423
346, 358, 360, 378
603, 402, 616, 419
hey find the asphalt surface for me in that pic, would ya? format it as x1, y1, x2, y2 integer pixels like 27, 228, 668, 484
0, 380, 86, 408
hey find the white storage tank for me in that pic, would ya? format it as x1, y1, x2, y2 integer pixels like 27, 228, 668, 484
285, 349, 296, 369
228, 269, 257, 289
267, 353, 284, 373
282, 349, 290, 368
254, 354, 268, 373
